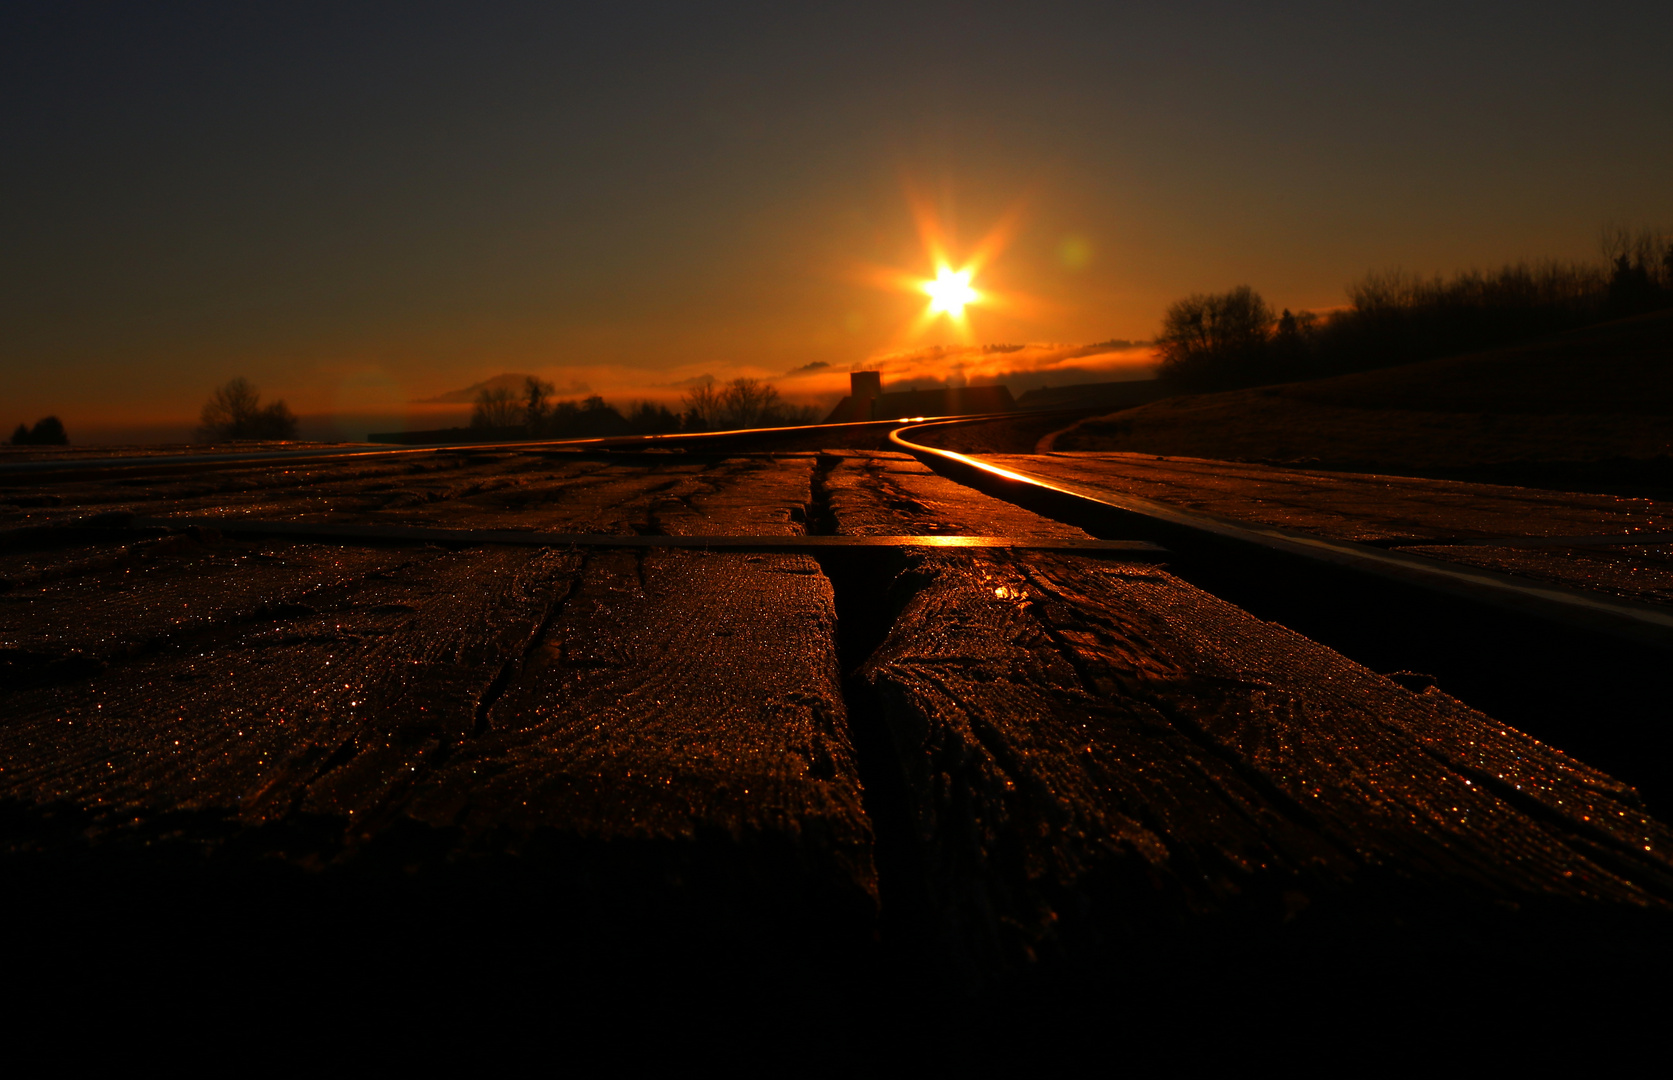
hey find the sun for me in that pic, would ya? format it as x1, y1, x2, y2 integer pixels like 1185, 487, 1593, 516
923, 266, 979, 319
850, 186, 1041, 345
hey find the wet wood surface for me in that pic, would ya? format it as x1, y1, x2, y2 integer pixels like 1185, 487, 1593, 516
830, 451, 1673, 973
2, 450, 819, 535
3, 444, 1672, 1007
408, 549, 871, 903
857, 550, 1673, 968
987, 450, 1673, 604
1, 454, 872, 939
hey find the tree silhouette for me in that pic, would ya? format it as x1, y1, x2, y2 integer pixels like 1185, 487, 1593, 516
470, 386, 522, 429
8, 416, 69, 445
1606, 253, 1658, 317
717, 377, 780, 428
197, 378, 297, 441
1157, 286, 1275, 388
523, 376, 555, 434
680, 382, 722, 430
679, 377, 810, 430
626, 400, 680, 434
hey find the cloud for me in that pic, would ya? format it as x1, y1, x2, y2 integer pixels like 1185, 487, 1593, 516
855, 340, 1159, 394
417, 373, 591, 403
654, 373, 717, 390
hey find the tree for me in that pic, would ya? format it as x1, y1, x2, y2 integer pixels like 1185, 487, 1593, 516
523, 376, 555, 434
716, 377, 779, 428
626, 401, 680, 434
573, 396, 629, 436
679, 377, 806, 429
470, 386, 522, 429
197, 378, 298, 441
1270, 307, 1320, 377
1156, 286, 1275, 388
1601, 225, 1672, 316
681, 382, 722, 430
8, 416, 69, 445
1606, 253, 1658, 317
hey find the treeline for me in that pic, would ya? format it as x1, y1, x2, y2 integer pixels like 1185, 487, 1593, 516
8, 416, 68, 445
471, 376, 819, 437
1158, 227, 1673, 392
13, 374, 302, 447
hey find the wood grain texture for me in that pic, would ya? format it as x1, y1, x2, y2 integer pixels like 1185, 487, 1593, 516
0, 546, 575, 836
0, 535, 413, 689
409, 549, 874, 908
856, 549, 1673, 972
1, 456, 871, 935
2, 453, 819, 536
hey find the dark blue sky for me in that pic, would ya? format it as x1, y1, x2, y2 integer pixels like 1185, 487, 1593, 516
4, 2, 1670, 435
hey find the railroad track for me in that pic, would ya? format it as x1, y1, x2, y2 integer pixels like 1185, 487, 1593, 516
8, 411, 1671, 797
892, 416, 1673, 810
4, 414, 1671, 1051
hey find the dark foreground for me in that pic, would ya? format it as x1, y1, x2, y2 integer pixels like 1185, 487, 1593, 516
3, 445, 1671, 1062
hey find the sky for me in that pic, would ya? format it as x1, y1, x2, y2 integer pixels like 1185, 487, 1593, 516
3, 1, 1671, 441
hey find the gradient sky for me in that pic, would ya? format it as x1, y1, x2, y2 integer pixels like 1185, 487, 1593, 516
4, 1, 1671, 439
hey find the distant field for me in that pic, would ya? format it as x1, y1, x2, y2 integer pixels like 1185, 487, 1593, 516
1050, 309, 1673, 495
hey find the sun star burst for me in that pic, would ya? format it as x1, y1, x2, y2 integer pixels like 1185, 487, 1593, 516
923, 266, 979, 319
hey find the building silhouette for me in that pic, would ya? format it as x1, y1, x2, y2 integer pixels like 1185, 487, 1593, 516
824, 371, 1016, 422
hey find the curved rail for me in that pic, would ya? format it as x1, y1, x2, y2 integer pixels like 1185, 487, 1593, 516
892, 418, 1673, 649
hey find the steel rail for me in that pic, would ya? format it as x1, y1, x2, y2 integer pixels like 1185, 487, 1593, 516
891, 418, 1673, 650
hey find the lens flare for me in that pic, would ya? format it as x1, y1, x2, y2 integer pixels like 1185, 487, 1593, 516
847, 183, 1050, 349
923, 266, 979, 318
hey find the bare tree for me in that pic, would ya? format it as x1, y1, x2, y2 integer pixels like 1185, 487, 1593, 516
716, 377, 779, 428
471, 386, 523, 429
1600, 224, 1671, 279
680, 382, 722, 430
197, 377, 298, 441
200, 377, 259, 437
1158, 287, 1274, 361
1600, 224, 1673, 315
1156, 287, 1274, 386
679, 376, 807, 430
